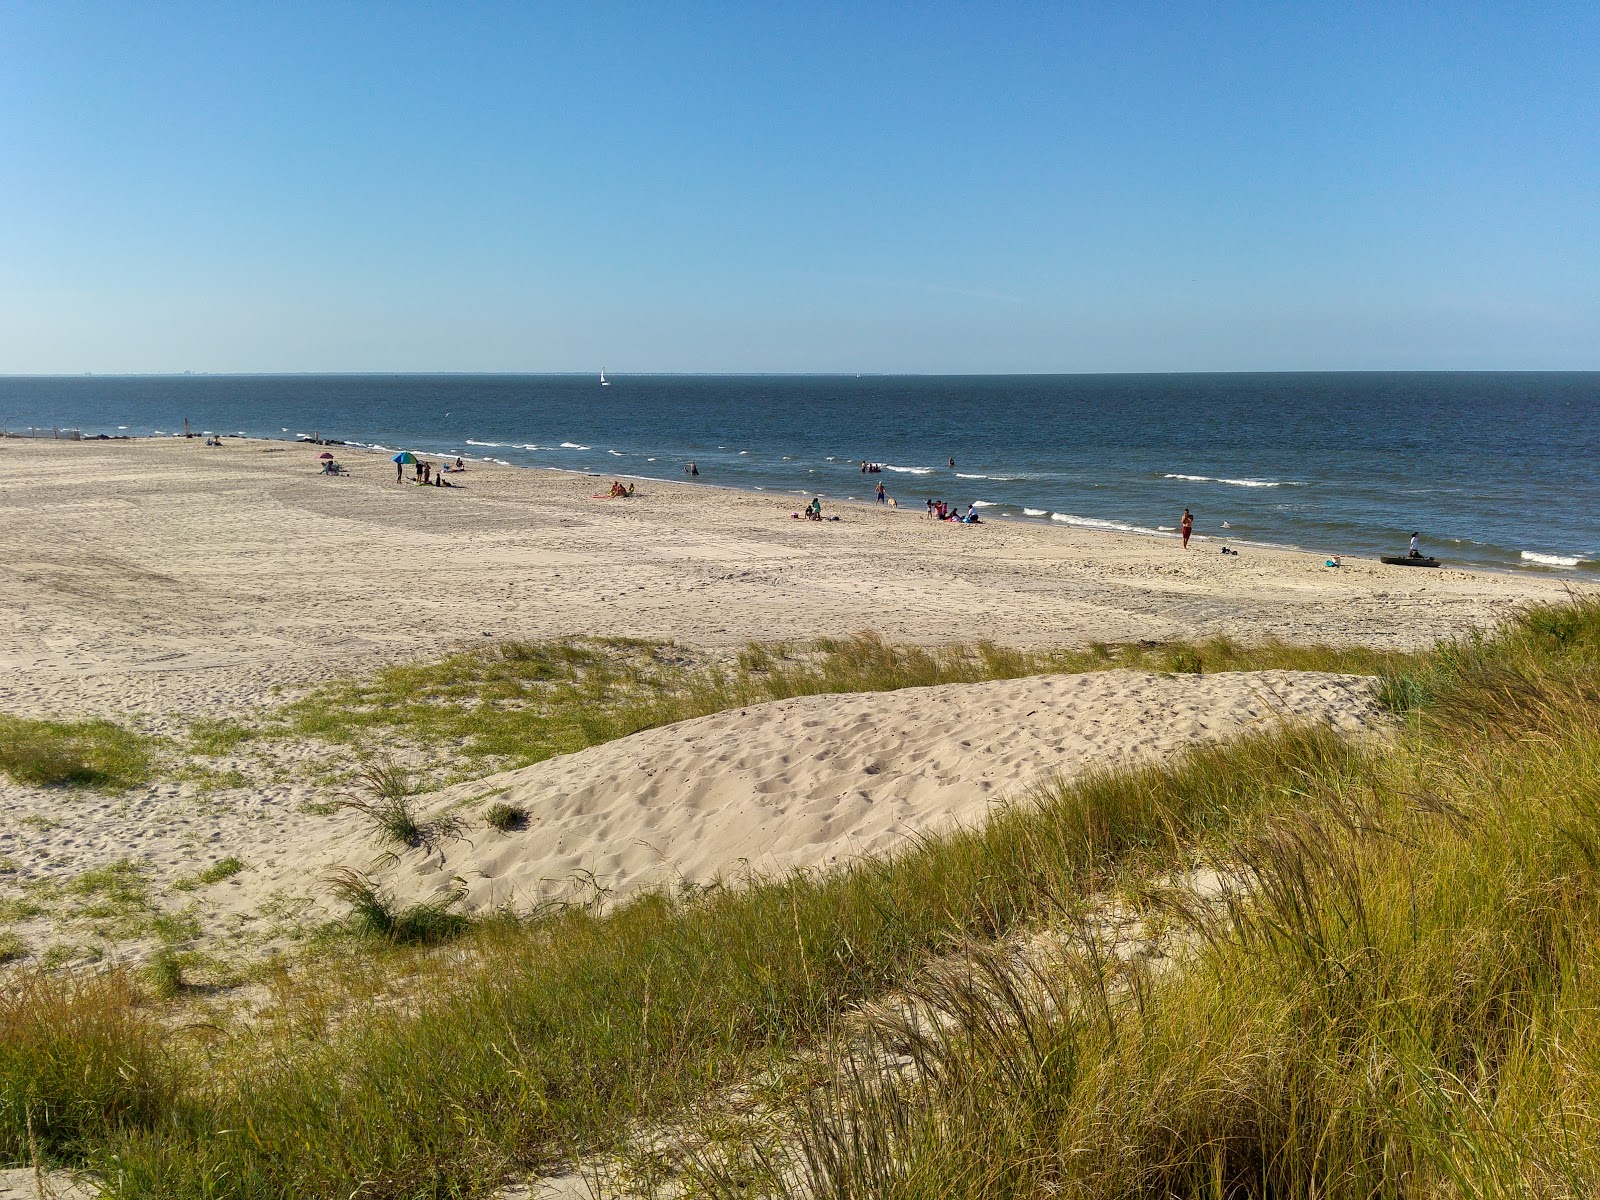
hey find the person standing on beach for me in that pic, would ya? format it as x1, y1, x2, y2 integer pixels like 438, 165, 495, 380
1181, 508, 1194, 548
875, 481, 886, 504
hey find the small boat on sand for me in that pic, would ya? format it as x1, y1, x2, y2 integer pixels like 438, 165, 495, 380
1381, 555, 1441, 568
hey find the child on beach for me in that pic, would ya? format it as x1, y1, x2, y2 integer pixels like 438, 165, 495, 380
1181, 508, 1194, 548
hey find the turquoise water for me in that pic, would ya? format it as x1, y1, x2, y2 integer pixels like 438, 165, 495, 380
3, 372, 1596, 571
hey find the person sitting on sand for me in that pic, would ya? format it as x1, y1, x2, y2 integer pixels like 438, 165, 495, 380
454, 457, 465, 471
966, 504, 980, 523
808, 497, 823, 520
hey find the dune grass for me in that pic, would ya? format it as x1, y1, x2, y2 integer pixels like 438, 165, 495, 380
737, 599, 1600, 1200
7, 724, 1368, 1193
3, 603, 1595, 1195
269, 630, 1405, 784
0, 716, 152, 789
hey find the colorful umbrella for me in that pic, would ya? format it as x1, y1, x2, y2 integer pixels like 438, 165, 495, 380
318, 451, 334, 459
391, 451, 417, 465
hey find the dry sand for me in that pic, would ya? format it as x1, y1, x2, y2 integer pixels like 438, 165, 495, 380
0, 436, 1578, 720
0, 436, 1586, 967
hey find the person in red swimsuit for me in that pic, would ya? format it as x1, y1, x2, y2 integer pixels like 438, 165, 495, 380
1181, 508, 1194, 548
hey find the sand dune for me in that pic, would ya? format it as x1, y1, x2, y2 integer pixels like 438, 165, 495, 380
370, 669, 1383, 911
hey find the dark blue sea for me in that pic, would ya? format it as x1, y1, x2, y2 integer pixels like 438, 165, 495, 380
3, 373, 1596, 572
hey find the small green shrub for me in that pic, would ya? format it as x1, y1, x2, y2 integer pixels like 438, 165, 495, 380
324, 870, 471, 945
0, 716, 152, 789
145, 947, 183, 999
484, 801, 528, 832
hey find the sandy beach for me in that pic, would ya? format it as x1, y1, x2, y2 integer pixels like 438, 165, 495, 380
0, 435, 1588, 969
0, 436, 1579, 719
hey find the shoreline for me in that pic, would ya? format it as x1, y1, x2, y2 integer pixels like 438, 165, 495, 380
8, 426, 1592, 577
1, 433, 1589, 719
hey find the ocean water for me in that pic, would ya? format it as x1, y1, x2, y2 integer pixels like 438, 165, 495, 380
3, 372, 1597, 572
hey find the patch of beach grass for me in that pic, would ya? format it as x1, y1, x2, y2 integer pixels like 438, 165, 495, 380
184, 718, 258, 755
172, 857, 244, 892
483, 800, 528, 831
324, 869, 474, 946
0, 898, 44, 924
268, 631, 1409, 785
0, 932, 25, 963
0, 716, 153, 790
0, 972, 173, 1162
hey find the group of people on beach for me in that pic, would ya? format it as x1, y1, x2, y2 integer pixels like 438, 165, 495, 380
396, 457, 466, 486
926, 499, 981, 524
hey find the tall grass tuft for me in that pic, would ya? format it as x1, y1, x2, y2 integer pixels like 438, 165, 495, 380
325, 869, 472, 946
0, 973, 172, 1163
341, 759, 464, 852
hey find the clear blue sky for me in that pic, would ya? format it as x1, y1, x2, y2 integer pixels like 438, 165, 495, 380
2, 3, 1596, 372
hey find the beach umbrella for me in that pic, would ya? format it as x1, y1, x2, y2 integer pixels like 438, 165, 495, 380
392, 451, 417, 465
318, 451, 334, 460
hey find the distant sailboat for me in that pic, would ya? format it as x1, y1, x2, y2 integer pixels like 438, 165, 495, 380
600, 369, 611, 387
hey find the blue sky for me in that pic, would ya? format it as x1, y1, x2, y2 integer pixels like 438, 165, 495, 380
2, 3, 1596, 372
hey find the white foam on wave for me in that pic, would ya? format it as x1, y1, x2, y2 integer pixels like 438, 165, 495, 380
608, 450, 624, 456
1521, 551, 1585, 568
560, 442, 591, 450
972, 500, 998, 508
955, 472, 988, 480
1164, 472, 1302, 489
882, 464, 934, 475
1022, 508, 1048, 517
1051, 512, 1169, 537
466, 439, 505, 447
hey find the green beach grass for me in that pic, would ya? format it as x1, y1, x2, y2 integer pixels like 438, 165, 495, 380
233, 631, 1406, 789
3, 603, 1597, 1196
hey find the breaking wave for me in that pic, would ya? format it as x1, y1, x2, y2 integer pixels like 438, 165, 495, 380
1521, 551, 1586, 568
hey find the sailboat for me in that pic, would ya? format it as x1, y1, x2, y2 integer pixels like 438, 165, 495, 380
600, 369, 611, 387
